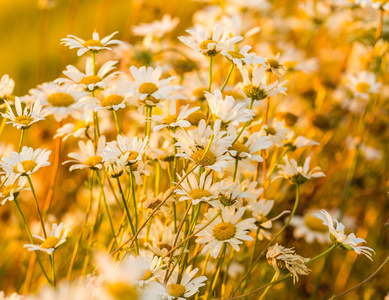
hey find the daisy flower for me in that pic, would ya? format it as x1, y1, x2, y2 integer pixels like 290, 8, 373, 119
0, 174, 29, 205
55, 58, 120, 92
103, 155, 127, 178
104, 135, 149, 165
173, 119, 233, 172
0, 146, 51, 176
24, 223, 70, 255
195, 207, 257, 258
175, 172, 218, 205
145, 219, 180, 257
254, 118, 294, 147
347, 71, 381, 100
61, 31, 123, 56
179, 24, 242, 57
211, 180, 253, 208
314, 210, 375, 260
274, 155, 325, 185
152, 101, 199, 132
129, 66, 182, 107
1, 96, 46, 130
238, 65, 288, 101
80, 77, 131, 111
221, 45, 266, 68
162, 266, 207, 300
287, 135, 320, 150
54, 113, 94, 141
0, 74, 15, 101
205, 89, 255, 126
266, 243, 311, 284
63, 136, 106, 171
30, 82, 88, 122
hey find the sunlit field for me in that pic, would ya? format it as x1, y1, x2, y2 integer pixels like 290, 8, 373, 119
0, 0, 389, 299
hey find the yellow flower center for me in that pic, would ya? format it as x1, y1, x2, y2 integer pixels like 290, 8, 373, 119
243, 84, 267, 101
228, 50, 245, 59
356, 82, 371, 93
218, 194, 236, 207
189, 188, 213, 200
192, 149, 216, 167
14, 116, 34, 126
283, 61, 297, 70
83, 39, 104, 48
107, 282, 139, 300
229, 142, 249, 157
200, 39, 217, 50
47, 93, 75, 107
14, 160, 37, 173
125, 151, 139, 162
166, 284, 186, 298
101, 95, 124, 107
157, 243, 172, 251
213, 222, 236, 241
85, 155, 103, 168
265, 126, 277, 136
2, 184, 13, 196
141, 270, 153, 281
72, 121, 87, 133
304, 214, 328, 233
41, 236, 60, 249
163, 115, 178, 125
187, 111, 206, 126
79, 75, 102, 86
138, 82, 158, 95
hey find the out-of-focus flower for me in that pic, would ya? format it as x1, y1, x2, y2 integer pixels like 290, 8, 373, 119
0, 74, 15, 100
61, 31, 123, 56
347, 71, 381, 100
314, 210, 375, 260
221, 45, 266, 68
0, 174, 28, 205
104, 135, 149, 165
266, 243, 311, 284
24, 223, 70, 255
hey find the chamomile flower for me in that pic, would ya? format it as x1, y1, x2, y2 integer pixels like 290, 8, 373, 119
347, 71, 381, 100
173, 119, 233, 172
1, 97, 46, 129
0, 146, 51, 176
195, 207, 256, 258
0, 74, 15, 101
24, 223, 70, 255
104, 135, 149, 165
254, 118, 294, 146
175, 172, 217, 205
63, 136, 106, 171
103, 155, 127, 178
129, 66, 181, 107
266, 243, 311, 284
152, 101, 199, 132
0, 174, 29, 205
162, 266, 207, 300
54, 113, 94, 141
238, 65, 288, 101
288, 136, 320, 150
205, 89, 255, 126
221, 45, 266, 68
179, 24, 242, 57
314, 210, 375, 260
61, 31, 123, 56
211, 180, 253, 208
274, 155, 325, 185
30, 82, 87, 122
55, 58, 120, 92
0, 291, 23, 300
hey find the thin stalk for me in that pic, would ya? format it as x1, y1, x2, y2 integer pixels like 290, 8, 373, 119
241, 226, 261, 295
205, 243, 227, 300
26, 175, 47, 238
233, 159, 239, 181
258, 272, 278, 300
220, 64, 235, 92
93, 111, 101, 137
13, 198, 51, 284
18, 129, 25, 153
208, 56, 213, 92
113, 110, 121, 135
50, 253, 56, 287
307, 244, 337, 264
128, 165, 138, 231
145, 105, 152, 138
95, 172, 117, 246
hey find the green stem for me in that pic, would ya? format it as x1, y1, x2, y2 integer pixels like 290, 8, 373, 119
26, 175, 47, 238
116, 176, 138, 255
13, 198, 52, 285
113, 110, 121, 135
128, 165, 138, 231
145, 105, 152, 138
95, 172, 117, 246
233, 159, 239, 181
258, 272, 278, 300
50, 253, 56, 287
91, 52, 97, 75
220, 64, 235, 92
18, 129, 25, 153
208, 56, 213, 92
307, 244, 337, 265
93, 111, 100, 138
